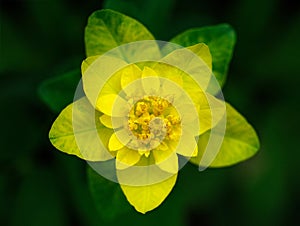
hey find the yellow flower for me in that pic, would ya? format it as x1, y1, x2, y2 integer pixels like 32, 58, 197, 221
47, 10, 260, 215
49, 41, 227, 213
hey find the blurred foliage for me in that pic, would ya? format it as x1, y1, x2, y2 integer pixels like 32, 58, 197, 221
0, 0, 299, 225
38, 69, 81, 114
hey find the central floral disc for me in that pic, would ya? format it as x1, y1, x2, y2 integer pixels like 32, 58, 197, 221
126, 96, 181, 155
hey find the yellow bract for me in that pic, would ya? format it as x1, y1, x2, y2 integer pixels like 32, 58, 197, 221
98, 66, 200, 169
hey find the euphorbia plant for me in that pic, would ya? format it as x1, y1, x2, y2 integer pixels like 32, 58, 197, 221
47, 9, 259, 214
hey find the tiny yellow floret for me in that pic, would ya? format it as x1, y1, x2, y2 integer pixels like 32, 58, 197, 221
127, 96, 181, 155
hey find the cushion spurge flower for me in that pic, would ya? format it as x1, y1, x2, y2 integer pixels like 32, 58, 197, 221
49, 9, 260, 214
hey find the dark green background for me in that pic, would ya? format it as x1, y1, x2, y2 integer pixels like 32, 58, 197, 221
1, 0, 299, 225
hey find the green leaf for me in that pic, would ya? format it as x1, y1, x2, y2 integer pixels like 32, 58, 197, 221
170, 24, 236, 87
85, 9, 155, 57
49, 97, 114, 161
103, 0, 140, 20
103, 0, 175, 39
190, 103, 260, 167
87, 165, 131, 220
38, 69, 81, 113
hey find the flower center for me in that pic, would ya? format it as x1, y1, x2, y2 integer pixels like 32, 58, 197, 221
127, 96, 181, 153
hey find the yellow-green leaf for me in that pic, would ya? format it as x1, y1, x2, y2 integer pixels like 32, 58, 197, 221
49, 97, 114, 161
85, 9, 156, 57
120, 173, 177, 214
186, 43, 212, 70
171, 24, 236, 87
160, 45, 212, 93
81, 55, 99, 74
190, 103, 260, 167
